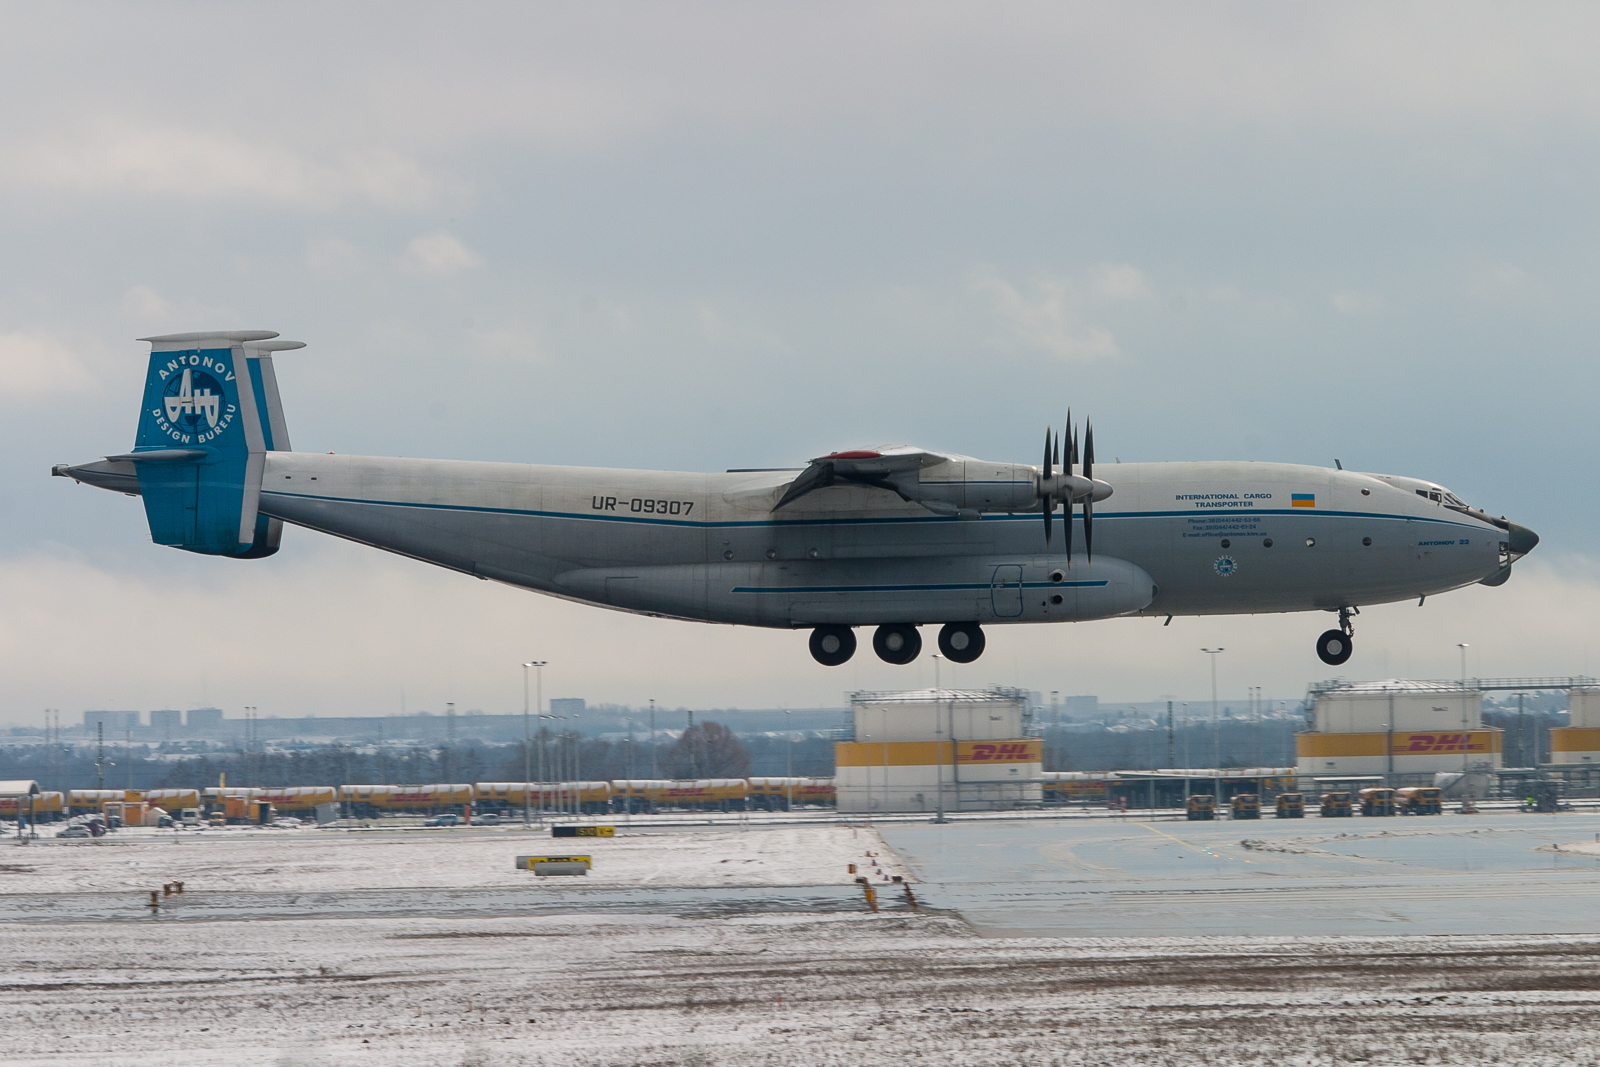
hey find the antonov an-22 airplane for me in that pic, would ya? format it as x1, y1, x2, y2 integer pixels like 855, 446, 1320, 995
55, 331, 1539, 668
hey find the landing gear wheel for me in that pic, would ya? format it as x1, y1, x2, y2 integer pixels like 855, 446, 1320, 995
1316, 629, 1353, 666
937, 622, 986, 664
809, 625, 856, 667
872, 624, 923, 665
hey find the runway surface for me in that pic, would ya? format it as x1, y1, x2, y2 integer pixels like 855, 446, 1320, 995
881, 809, 1600, 936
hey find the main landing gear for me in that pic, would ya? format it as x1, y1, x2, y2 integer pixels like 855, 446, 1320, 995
807, 623, 988, 666
1315, 607, 1357, 666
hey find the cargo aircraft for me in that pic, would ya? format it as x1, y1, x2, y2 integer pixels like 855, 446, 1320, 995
55, 332, 1539, 668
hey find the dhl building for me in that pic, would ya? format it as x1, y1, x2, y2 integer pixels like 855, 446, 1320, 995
836, 688, 1041, 813
1549, 687, 1600, 765
1296, 680, 1502, 779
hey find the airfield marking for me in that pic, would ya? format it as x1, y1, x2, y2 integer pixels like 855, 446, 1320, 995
1134, 822, 1250, 863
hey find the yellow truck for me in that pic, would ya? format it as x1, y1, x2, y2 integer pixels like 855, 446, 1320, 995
1320, 791, 1353, 817
1186, 794, 1215, 821
1359, 787, 1397, 816
1396, 786, 1442, 815
1230, 793, 1261, 820
1274, 792, 1305, 818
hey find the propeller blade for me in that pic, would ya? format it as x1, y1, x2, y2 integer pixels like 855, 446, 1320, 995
1042, 428, 1053, 544
1083, 421, 1094, 561
1065, 478, 1074, 564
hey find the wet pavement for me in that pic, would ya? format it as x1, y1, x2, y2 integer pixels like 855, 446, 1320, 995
881, 809, 1600, 936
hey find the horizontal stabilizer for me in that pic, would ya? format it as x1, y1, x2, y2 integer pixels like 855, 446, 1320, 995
106, 449, 208, 464
52, 458, 140, 495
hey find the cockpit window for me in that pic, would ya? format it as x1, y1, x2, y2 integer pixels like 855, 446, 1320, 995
1416, 487, 1468, 508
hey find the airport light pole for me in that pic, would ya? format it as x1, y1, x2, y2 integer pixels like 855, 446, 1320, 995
1457, 643, 1470, 775
649, 698, 657, 780
1202, 649, 1224, 810
785, 708, 793, 811
932, 654, 946, 823
522, 661, 546, 827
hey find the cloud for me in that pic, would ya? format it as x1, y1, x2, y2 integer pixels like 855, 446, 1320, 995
304, 237, 365, 279
0, 331, 95, 396
1470, 263, 1550, 307
401, 231, 484, 277
1331, 290, 1385, 315
695, 304, 782, 350
118, 285, 178, 324
972, 264, 1149, 361
6, 124, 437, 209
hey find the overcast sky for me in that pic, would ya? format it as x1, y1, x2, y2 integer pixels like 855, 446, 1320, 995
3, 4, 1598, 725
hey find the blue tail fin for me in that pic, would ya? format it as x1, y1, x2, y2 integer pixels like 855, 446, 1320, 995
128, 330, 303, 557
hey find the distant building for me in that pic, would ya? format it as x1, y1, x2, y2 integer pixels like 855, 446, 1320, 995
1550, 687, 1600, 765
1064, 695, 1100, 720
549, 698, 586, 716
1295, 680, 1501, 782
186, 707, 225, 731
836, 688, 1041, 813
84, 710, 138, 732
149, 710, 183, 736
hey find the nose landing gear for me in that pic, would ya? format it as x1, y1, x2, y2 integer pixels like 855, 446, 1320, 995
1316, 607, 1357, 666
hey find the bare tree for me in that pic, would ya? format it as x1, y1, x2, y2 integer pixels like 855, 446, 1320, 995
665, 721, 750, 778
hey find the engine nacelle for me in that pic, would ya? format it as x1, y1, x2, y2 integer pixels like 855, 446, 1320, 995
891, 458, 1038, 515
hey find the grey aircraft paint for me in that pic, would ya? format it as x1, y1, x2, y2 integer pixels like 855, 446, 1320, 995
54, 333, 1539, 666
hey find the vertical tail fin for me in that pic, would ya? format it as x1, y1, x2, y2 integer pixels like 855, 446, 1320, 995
130, 330, 303, 557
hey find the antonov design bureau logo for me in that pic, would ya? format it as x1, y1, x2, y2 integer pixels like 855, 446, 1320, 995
150, 352, 238, 445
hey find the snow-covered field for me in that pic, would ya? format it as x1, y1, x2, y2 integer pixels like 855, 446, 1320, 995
8, 823, 1600, 1064
9, 910, 1600, 1066
0, 823, 907, 893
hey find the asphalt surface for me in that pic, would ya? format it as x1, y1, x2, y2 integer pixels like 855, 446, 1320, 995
881, 809, 1600, 936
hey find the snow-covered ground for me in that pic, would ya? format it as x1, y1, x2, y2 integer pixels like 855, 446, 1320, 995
9, 822, 1600, 1064
0, 823, 907, 893
9, 910, 1600, 1066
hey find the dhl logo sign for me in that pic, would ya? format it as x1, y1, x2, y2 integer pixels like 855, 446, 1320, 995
957, 739, 1042, 763
1402, 732, 1490, 754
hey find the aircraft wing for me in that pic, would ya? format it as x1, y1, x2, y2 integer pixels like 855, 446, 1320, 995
773, 447, 955, 510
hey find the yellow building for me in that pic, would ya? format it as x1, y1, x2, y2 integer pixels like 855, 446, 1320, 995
1549, 687, 1600, 765
1296, 680, 1502, 780
836, 688, 1041, 813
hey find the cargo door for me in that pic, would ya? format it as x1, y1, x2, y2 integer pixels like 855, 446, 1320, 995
990, 564, 1023, 618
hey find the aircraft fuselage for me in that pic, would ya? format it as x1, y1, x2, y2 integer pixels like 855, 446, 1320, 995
256, 453, 1509, 628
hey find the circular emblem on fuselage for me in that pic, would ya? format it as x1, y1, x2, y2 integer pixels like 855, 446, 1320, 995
1214, 555, 1237, 577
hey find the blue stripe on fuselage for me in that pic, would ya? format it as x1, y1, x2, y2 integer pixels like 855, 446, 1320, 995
260, 489, 1494, 535
730, 580, 1109, 594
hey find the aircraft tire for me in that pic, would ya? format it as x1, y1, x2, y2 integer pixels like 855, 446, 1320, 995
1316, 629, 1353, 666
872, 624, 922, 665
809, 625, 856, 667
938, 622, 985, 663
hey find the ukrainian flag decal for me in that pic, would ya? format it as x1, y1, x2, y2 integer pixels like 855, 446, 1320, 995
1291, 494, 1316, 508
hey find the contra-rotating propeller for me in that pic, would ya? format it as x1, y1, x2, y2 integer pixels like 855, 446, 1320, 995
1037, 411, 1113, 561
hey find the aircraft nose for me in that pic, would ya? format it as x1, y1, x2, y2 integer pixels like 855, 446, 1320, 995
1508, 522, 1540, 556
